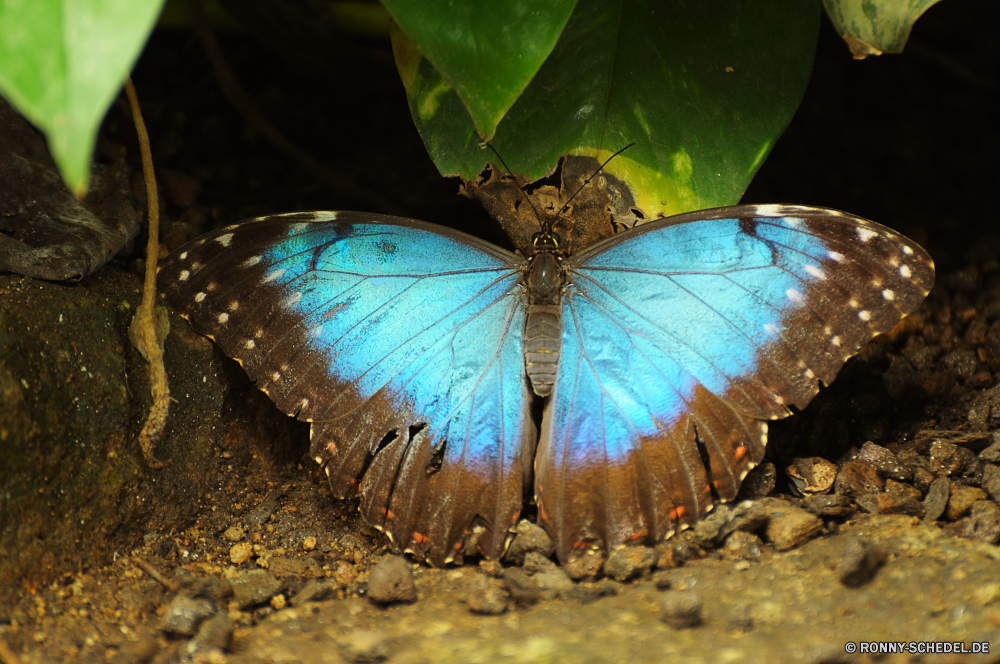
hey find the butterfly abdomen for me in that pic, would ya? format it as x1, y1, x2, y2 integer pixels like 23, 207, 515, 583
525, 304, 561, 396
525, 251, 565, 397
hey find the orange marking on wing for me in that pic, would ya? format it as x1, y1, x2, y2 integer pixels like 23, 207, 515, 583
669, 505, 685, 520
626, 529, 648, 542
412, 532, 428, 544
327, 441, 337, 453
734, 445, 747, 461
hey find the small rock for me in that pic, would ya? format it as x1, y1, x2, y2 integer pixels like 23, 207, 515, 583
478, 559, 503, 577
759, 498, 823, 550
855, 494, 880, 514
564, 579, 619, 604
965, 501, 1000, 544
968, 384, 1000, 430
188, 612, 234, 653
912, 467, 935, 492
302, 536, 317, 551
332, 560, 359, 587
502, 561, 573, 603
269, 557, 321, 579
270, 594, 287, 610
223, 526, 245, 542
837, 537, 885, 587
884, 479, 922, 502
945, 485, 988, 521
603, 545, 656, 581
367, 556, 416, 604
468, 577, 510, 615
659, 591, 703, 628
502, 520, 555, 565
928, 440, 964, 476
692, 502, 767, 547
231, 569, 283, 609
923, 476, 951, 521
876, 493, 925, 518
161, 596, 215, 636
982, 465, 1000, 502
979, 437, 1000, 463
229, 542, 253, 565
339, 630, 390, 663
834, 460, 883, 498
290, 579, 340, 606
738, 462, 776, 498
786, 457, 838, 495
181, 576, 233, 602
802, 494, 854, 518
563, 546, 606, 580
722, 531, 763, 561
523, 550, 558, 573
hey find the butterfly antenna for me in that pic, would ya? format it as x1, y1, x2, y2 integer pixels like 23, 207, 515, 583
485, 142, 546, 229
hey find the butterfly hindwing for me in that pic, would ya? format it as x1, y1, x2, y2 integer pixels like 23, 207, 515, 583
157, 212, 535, 563
537, 205, 934, 559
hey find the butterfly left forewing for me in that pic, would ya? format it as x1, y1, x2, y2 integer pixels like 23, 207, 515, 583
538, 204, 933, 560
158, 212, 535, 564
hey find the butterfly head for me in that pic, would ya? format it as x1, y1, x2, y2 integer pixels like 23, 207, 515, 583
531, 228, 563, 256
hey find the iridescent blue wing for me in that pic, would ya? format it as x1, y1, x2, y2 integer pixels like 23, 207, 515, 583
157, 212, 534, 564
537, 204, 934, 559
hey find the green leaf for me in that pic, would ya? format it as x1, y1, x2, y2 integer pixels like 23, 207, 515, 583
383, 0, 578, 141
823, 0, 942, 59
395, 0, 820, 218
0, 0, 166, 197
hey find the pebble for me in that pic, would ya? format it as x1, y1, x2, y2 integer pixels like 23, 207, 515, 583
923, 476, 951, 521
231, 569, 283, 609
759, 499, 823, 550
229, 542, 252, 565
659, 591, 703, 628
739, 461, 776, 498
928, 440, 966, 476
468, 577, 510, 614
603, 545, 656, 581
876, 493, 925, 518
885, 479, 922, 502
243, 489, 283, 529
339, 630, 390, 663
802, 494, 854, 518
945, 485, 988, 521
161, 595, 216, 636
982, 465, 1000, 502
502, 554, 573, 602
290, 579, 340, 606
223, 526, 245, 542
786, 457, 837, 495
979, 436, 1000, 463
967, 384, 1000, 430
965, 501, 1000, 544
502, 520, 555, 565
332, 560, 359, 587
692, 502, 767, 546
564, 579, 619, 604
722, 531, 763, 561
188, 612, 234, 653
563, 546, 606, 580
367, 556, 417, 604
834, 460, 883, 498
837, 537, 885, 587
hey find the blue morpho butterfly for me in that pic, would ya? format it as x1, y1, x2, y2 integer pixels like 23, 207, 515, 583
157, 199, 934, 565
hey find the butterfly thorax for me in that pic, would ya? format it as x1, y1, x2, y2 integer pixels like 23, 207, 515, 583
524, 232, 565, 397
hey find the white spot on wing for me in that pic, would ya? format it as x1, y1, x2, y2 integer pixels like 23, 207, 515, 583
218, 313, 229, 323
858, 310, 871, 321
229, 301, 239, 312
289, 223, 308, 234
831, 336, 841, 346
284, 292, 303, 308
786, 289, 804, 304
242, 255, 261, 268
804, 265, 825, 280
781, 216, 804, 227
216, 233, 233, 247
245, 339, 256, 350
195, 292, 206, 302
179, 270, 190, 281
900, 265, 912, 278
857, 227, 878, 242
902, 245, 914, 255
271, 371, 280, 382
882, 289, 895, 301
179, 251, 188, 260
828, 251, 844, 262
263, 268, 286, 283
764, 323, 779, 335
805, 368, 815, 379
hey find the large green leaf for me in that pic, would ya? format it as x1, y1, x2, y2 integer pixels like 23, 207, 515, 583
395, 0, 820, 219
823, 0, 942, 59
384, 0, 577, 141
0, 0, 165, 197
